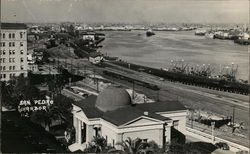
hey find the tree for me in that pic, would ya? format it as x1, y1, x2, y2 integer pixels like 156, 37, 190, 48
1, 74, 43, 110
117, 137, 158, 154
83, 135, 114, 153
52, 94, 73, 125
30, 105, 62, 131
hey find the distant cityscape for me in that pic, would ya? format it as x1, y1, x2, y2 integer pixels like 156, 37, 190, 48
1, 20, 249, 154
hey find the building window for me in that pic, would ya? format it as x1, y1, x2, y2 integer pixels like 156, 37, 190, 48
20, 50, 24, 54
2, 42, 5, 47
3, 66, 6, 70
20, 32, 23, 38
20, 42, 24, 47
9, 42, 12, 47
9, 50, 12, 55
13, 66, 15, 70
173, 120, 179, 130
21, 57, 24, 62
12, 42, 15, 47
9, 58, 15, 63
3, 33, 5, 39
12, 33, 15, 38
2, 58, 5, 63
21, 65, 24, 70
3, 74, 6, 78
9, 66, 12, 70
3, 50, 5, 55
0, 66, 2, 70
9, 33, 11, 39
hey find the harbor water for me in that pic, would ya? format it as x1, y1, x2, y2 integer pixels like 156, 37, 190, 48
102, 30, 249, 81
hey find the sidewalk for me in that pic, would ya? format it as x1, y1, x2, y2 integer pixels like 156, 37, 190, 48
185, 127, 249, 153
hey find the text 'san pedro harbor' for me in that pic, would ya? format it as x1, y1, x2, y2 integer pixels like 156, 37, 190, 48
1, 0, 249, 153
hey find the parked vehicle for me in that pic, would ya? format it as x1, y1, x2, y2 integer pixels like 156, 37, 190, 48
215, 142, 230, 150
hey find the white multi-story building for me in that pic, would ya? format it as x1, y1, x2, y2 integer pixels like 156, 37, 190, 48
0, 23, 28, 81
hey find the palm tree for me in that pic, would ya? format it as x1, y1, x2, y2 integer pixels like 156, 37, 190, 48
83, 135, 114, 153
117, 137, 158, 154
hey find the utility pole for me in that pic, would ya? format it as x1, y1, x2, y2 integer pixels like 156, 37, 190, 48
77, 62, 79, 75
84, 65, 86, 76
156, 90, 160, 102
191, 110, 194, 128
132, 80, 135, 99
232, 105, 235, 129
70, 59, 73, 74
49, 62, 51, 75
96, 78, 99, 93
57, 56, 59, 69
211, 121, 215, 143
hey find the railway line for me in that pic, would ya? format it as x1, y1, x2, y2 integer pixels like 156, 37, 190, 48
55, 58, 249, 128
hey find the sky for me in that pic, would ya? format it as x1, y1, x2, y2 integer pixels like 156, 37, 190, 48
1, 0, 249, 24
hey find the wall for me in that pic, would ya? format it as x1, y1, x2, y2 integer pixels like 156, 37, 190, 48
123, 128, 164, 147
101, 122, 119, 147
159, 111, 187, 134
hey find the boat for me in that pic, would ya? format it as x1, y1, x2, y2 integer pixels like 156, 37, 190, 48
146, 29, 155, 37
205, 33, 215, 39
195, 30, 206, 36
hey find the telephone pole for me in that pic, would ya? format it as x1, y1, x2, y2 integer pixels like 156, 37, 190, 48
132, 80, 135, 99
70, 59, 73, 73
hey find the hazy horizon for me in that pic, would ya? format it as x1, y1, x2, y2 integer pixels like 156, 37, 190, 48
1, 0, 249, 24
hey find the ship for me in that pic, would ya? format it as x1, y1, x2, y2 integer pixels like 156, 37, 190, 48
195, 30, 206, 36
146, 29, 155, 37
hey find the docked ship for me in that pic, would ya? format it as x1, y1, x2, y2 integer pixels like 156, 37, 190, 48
205, 33, 215, 39
195, 30, 206, 36
146, 29, 155, 37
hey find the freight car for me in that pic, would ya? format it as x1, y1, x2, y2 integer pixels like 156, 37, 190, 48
103, 70, 160, 91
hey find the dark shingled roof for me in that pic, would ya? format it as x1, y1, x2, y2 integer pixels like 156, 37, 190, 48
72, 95, 185, 126
1, 23, 27, 29
136, 101, 186, 113
73, 95, 103, 118
102, 106, 171, 126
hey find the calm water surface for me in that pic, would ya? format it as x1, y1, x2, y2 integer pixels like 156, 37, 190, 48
101, 31, 249, 80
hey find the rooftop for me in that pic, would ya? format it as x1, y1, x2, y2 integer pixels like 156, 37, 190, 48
1, 23, 27, 30
73, 87, 186, 126
102, 106, 171, 126
136, 101, 186, 113
95, 85, 131, 112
